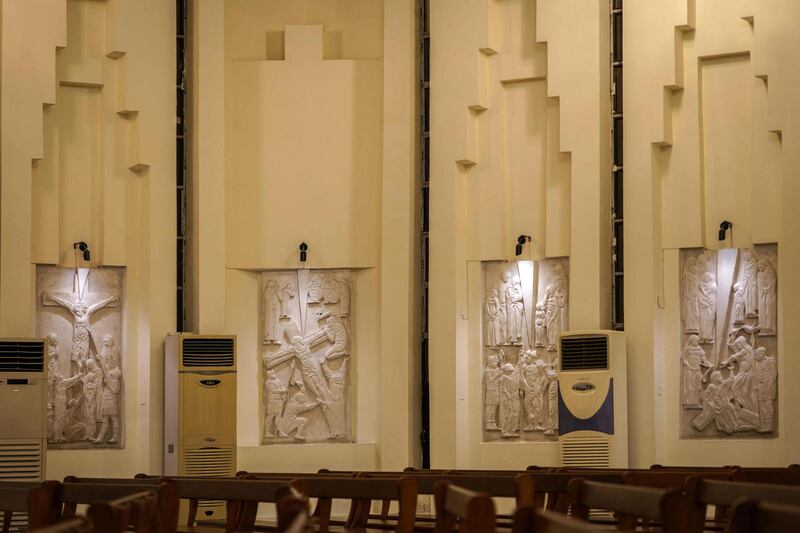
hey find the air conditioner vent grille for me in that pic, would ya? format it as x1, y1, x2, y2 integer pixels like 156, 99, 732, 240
560, 336, 608, 371
560, 435, 610, 468
183, 446, 235, 477
0, 442, 43, 480
181, 338, 234, 367
0, 342, 45, 373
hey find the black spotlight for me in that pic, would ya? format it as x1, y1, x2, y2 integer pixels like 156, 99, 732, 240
515, 235, 532, 256
718, 221, 732, 241
73, 241, 91, 261
299, 242, 308, 263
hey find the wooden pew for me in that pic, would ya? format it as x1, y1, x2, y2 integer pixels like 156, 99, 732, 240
511, 506, 594, 533
732, 469, 800, 485
273, 486, 310, 533
62, 477, 178, 533
27, 481, 176, 532
567, 479, 684, 532
28, 517, 94, 533
85, 490, 159, 533
288, 476, 417, 533
726, 499, 800, 533
433, 482, 495, 533
0, 481, 43, 532
241, 470, 530, 529
684, 478, 800, 533
166, 478, 295, 532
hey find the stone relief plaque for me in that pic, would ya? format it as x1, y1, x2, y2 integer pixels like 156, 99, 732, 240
36, 266, 125, 449
482, 259, 568, 442
260, 269, 352, 444
680, 245, 778, 439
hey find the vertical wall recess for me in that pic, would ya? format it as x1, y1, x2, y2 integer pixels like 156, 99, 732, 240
419, 0, 431, 469
176, 0, 188, 331
611, 0, 624, 330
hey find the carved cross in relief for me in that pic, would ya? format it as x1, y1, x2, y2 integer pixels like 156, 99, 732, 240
42, 283, 118, 371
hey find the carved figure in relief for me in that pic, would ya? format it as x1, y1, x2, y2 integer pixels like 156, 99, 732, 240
731, 283, 746, 326
505, 276, 524, 345
322, 358, 348, 438
484, 354, 502, 431
544, 287, 559, 351
43, 292, 118, 372
46, 337, 58, 440
553, 264, 569, 334
307, 274, 322, 303
318, 312, 349, 360
520, 352, 547, 431
544, 362, 558, 435
496, 272, 512, 344
720, 336, 754, 370
277, 389, 318, 441
280, 283, 295, 318
740, 250, 759, 318
331, 273, 351, 316
264, 370, 288, 438
289, 336, 330, 406
98, 336, 120, 375
486, 289, 502, 347
81, 359, 102, 440
698, 272, 716, 344
756, 259, 777, 335
697, 251, 714, 274
51, 368, 83, 442
93, 367, 121, 444
534, 305, 545, 348
263, 279, 283, 344
754, 347, 777, 432
692, 371, 737, 434
729, 359, 758, 431
499, 363, 521, 437
682, 257, 700, 333
682, 335, 710, 408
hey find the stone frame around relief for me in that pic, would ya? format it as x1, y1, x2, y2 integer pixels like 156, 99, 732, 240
679, 245, 778, 439
259, 269, 354, 445
36, 265, 126, 449
481, 258, 568, 443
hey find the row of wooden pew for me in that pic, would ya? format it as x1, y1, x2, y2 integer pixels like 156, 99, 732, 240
0, 464, 797, 532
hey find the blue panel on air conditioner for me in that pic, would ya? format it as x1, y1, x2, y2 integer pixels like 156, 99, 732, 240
558, 378, 614, 436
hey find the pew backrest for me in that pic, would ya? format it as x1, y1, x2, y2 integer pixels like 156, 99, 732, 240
567, 479, 683, 532
511, 506, 595, 533
685, 478, 800, 533
433, 481, 495, 533
86, 491, 158, 533
29, 517, 94, 533
726, 499, 800, 533
27, 481, 176, 533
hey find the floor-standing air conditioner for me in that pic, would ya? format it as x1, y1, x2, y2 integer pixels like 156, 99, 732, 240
557, 331, 628, 468
0, 338, 47, 531
165, 334, 236, 521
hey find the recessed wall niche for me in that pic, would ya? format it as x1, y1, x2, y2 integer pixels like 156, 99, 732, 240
679, 245, 778, 439
260, 269, 353, 444
36, 266, 125, 449
482, 259, 568, 443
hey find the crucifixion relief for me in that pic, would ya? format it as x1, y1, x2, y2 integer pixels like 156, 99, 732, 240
37, 266, 125, 449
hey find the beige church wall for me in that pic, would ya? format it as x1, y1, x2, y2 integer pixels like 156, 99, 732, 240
429, 0, 609, 468
1, 0, 175, 476
192, 0, 418, 471
626, 0, 800, 466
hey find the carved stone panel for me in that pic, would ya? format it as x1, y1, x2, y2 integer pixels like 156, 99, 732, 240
36, 266, 125, 449
482, 259, 568, 442
260, 269, 352, 444
680, 245, 778, 439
